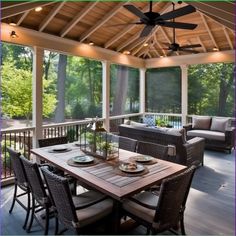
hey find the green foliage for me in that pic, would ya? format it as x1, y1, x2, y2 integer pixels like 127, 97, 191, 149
1, 62, 56, 120
66, 129, 77, 142
155, 118, 169, 127
72, 102, 85, 119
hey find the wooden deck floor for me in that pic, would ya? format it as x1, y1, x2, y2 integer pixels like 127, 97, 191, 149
1, 149, 235, 235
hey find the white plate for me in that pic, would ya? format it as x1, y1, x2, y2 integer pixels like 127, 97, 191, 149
52, 145, 68, 151
72, 155, 94, 164
133, 155, 153, 163
119, 163, 144, 173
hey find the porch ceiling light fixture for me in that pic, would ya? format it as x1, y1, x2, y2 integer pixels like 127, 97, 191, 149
123, 50, 131, 55
143, 42, 149, 47
9, 21, 17, 26
10, 31, 18, 39
213, 47, 219, 52
35, 6, 43, 12
88, 41, 94, 46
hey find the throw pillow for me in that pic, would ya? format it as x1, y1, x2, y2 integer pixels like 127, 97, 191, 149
123, 119, 130, 125
167, 128, 186, 143
143, 115, 155, 127
192, 116, 211, 130
210, 117, 229, 132
130, 121, 147, 127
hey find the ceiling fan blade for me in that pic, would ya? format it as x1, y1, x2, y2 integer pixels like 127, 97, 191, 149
124, 5, 149, 21
179, 44, 202, 49
158, 5, 196, 21
161, 21, 197, 30
180, 49, 199, 54
140, 25, 154, 38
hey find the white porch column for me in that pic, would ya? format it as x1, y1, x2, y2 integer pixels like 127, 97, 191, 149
181, 65, 188, 126
139, 68, 146, 115
32, 47, 44, 148
102, 60, 110, 131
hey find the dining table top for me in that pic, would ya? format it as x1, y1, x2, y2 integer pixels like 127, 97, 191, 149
31, 142, 187, 201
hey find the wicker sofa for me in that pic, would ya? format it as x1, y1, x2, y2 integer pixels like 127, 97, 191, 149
183, 116, 235, 153
118, 124, 205, 167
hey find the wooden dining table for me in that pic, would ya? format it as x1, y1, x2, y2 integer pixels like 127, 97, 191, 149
31, 142, 186, 232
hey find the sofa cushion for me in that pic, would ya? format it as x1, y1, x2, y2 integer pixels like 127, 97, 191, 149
187, 130, 225, 141
130, 121, 147, 128
167, 128, 186, 143
123, 119, 131, 125
210, 117, 229, 132
192, 116, 211, 130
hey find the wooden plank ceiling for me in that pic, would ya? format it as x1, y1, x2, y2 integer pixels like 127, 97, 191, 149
1, 1, 235, 59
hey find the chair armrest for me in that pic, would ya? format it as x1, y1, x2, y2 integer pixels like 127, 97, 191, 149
225, 127, 235, 147
183, 124, 192, 132
183, 137, 205, 166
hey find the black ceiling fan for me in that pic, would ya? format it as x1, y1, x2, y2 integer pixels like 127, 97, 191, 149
123, 1, 198, 38
162, 3, 201, 56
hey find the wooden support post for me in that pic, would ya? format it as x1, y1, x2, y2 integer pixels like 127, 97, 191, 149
181, 65, 188, 126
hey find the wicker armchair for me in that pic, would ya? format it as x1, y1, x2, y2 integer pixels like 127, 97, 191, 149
20, 156, 52, 235
7, 147, 31, 230
41, 167, 113, 235
119, 136, 137, 152
122, 166, 196, 235
137, 141, 169, 160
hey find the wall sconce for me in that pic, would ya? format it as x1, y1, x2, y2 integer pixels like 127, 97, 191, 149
10, 31, 18, 38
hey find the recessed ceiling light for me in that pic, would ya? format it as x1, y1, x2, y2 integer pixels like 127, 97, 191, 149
35, 6, 43, 12
213, 47, 219, 51
143, 43, 149, 47
123, 50, 130, 55
160, 55, 164, 58
88, 41, 94, 46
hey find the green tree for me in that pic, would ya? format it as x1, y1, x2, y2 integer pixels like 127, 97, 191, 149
1, 62, 57, 123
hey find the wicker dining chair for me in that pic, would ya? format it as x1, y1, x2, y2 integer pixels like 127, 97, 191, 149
122, 165, 196, 235
7, 147, 31, 230
119, 136, 137, 152
41, 167, 113, 235
38, 136, 68, 148
20, 155, 53, 235
38, 136, 77, 194
137, 141, 169, 160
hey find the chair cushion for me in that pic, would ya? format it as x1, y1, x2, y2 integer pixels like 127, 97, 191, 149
192, 116, 211, 130
210, 117, 229, 132
75, 195, 113, 228
123, 191, 158, 224
187, 130, 225, 141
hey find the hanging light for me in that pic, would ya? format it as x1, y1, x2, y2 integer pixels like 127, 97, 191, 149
88, 41, 94, 46
35, 6, 43, 12
10, 31, 18, 38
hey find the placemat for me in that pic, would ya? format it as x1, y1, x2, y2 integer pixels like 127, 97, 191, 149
48, 148, 72, 153
129, 156, 158, 165
114, 165, 149, 177
67, 157, 99, 167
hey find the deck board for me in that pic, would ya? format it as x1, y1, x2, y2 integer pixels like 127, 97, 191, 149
1, 150, 235, 235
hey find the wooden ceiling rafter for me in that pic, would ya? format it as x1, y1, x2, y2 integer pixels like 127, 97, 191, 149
60, 1, 98, 38
2, 1, 55, 19
223, 27, 233, 50
197, 36, 207, 52
154, 34, 166, 56
200, 13, 219, 50
16, 10, 30, 26
39, 2, 65, 32
104, 1, 161, 49
79, 2, 126, 42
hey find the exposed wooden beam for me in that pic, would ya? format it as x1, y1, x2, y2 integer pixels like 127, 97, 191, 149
190, 1, 234, 24
16, 11, 30, 26
200, 13, 219, 49
153, 34, 166, 56
125, 38, 146, 52
223, 27, 233, 50
104, 2, 161, 49
137, 48, 149, 58
197, 36, 207, 52
60, 1, 98, 38
2, 1, 33, 10
79, 2, 125, 42
39, 2, 65, 32
2, 1, 55, 19
150, 43, 160, 57
117, 33, 140, 52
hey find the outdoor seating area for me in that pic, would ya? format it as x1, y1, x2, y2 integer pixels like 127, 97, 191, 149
1, 1, 235, 236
